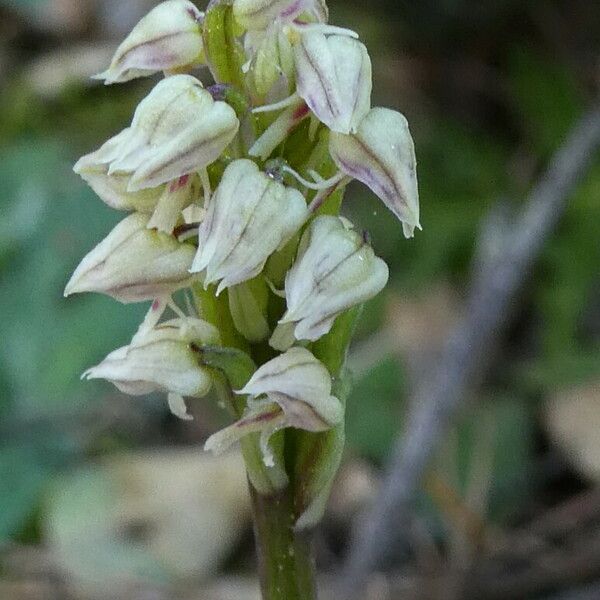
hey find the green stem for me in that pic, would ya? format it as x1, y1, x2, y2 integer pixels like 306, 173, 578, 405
250, 484, 317, 600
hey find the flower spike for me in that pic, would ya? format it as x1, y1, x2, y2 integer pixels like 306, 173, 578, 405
68, 0, 423, 551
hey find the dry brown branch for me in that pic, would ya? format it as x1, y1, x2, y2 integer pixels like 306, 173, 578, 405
339, 105, 600, 598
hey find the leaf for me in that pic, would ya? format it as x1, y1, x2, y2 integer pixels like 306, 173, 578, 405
0, 435, 73, 541
345, 358, 405, 463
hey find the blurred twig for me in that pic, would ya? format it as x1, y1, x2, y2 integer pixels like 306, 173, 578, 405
340, 104, 600, 597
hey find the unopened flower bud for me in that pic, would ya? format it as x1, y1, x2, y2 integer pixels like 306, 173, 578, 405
78, 75, 239, 191
94, 0, 205, 84
205, 347, 342, 466
294, 32, 372, 134
83, 317, 219, 402
191, 159, 308, 294
329, 107, 420, 238
228, 278, 270, 342
234, 0, 310, 31
250, 27, 295, 98
270, 216, 388, 349
64, 213, 197, 303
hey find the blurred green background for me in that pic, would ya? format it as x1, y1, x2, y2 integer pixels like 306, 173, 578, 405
0, 1, 599, 598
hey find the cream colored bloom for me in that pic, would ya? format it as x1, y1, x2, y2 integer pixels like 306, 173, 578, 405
294, 31, 372, 134
330, 107, 420, 238
205, 347, 342, 466
191, 159, 308, 294
271, 216, 388, 349
76, 75, 238, 192
83, 318, 220, 418
94, 0, 205, 84
64, 213, 197, 303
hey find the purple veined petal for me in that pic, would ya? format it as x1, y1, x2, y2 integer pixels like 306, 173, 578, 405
294, 31, 372, 134
94, 0, 205, 84
330, 107, 420, 238
64, 213, 197, 303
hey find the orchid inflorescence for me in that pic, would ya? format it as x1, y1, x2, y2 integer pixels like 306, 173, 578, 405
66, 0, 419, 527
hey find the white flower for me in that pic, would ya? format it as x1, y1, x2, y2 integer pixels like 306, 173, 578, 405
205, 347, 342, 466
270, 216, 388, 349
329, 107, 420, 238
64, 213, 197, 303
83, 317, 220, 418
294, 31, 372, 134
76, 75, 239, 192
94, 0, 205, 84
191, 159, 308, 294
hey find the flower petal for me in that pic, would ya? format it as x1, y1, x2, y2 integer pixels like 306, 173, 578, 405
94, 0, 205, 84
294, 32, 371, 133
330, 107, 420, 237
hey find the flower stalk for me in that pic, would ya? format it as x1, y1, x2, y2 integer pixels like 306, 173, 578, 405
65, 1, 421, 597
251, 485, 317, 600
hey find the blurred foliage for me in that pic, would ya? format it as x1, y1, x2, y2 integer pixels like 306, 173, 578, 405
345, 359, 405, 463
342, 35, 599, 531
0, 137, 146, 540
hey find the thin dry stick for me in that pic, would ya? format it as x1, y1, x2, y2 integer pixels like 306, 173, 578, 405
340, 105, 600, 597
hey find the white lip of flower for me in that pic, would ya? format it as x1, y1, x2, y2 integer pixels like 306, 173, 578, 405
83, 317, 220, 417
75, 75, 239, 192
64, 213, 197, 303
270, 215, 389, 349
329, 107, 421, 238
294, 31, 372, 134
204, 347, 342, 467
94, 0, 205, 84
190, 159, 309, 294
